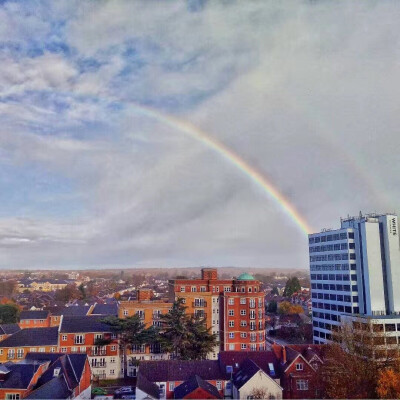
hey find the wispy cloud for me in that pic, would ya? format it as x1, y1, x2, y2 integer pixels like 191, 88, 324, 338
0, 0, 399, 268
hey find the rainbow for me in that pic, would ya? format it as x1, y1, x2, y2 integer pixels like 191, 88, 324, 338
122, 103, 313, 235
39, 90, 313, 235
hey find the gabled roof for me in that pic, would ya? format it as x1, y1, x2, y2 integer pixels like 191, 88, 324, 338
218, 351, 279, 376
0, 327, 59, 348
92, 303, 119, 316
139, 360, 226, 382
24, 352, 88, 399
59, 315, 117, 333
25, 375, 71, 399
0, 363, 43, 389
45, 305, 91, 317
19, 310, 49, 320
232, 359, 262, 389
174, 375, 222, 399
137, 372, 160, 399
0, 323, 21, 335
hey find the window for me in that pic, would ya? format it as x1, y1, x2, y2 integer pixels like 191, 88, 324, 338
62, 335, 67, 341
240, 332, 247, 338
75, 335, 84, 344
29, 348, 36, 352
111, 345, 117, 351
191, 286, 197, 292
296, 363, 303, 371
5, 395, 20, 400
123, 310, 128, 316
228, 298, 235, 305
110, 357, 116, 363
39, 348, 45, 353
240, 309, 246, 316
296, 380, 309, 390
216, 381, 222, 390
240, 320, 247, 327
80, 347, 86, 353
240, 298, 246, 305
180, 287, 185, 292
17, 349, 24, 358
224, 287, 231, 292
110, 369, 115, 375
169, 382, 175, 391
228, 310, 234, 316
229, 321, 234, 327
229, 332, 235, 339
241, 344, 247, 350
229, 344, 235, 350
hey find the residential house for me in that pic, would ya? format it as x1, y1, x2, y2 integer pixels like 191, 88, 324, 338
136, 373, 160, 400
0, 361, 49, 400
59, 316, 120, 380
25, 352, 91, 399
0, 324, 20, 342
174, 375, 222, 399
231, 359, 282, 399
0, 328, 59, 363
19, 310, 51, 328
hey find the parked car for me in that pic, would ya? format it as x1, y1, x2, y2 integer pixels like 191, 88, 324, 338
114, 386, 135, 398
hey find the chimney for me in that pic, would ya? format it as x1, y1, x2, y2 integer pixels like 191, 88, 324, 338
282, 346, 287, 364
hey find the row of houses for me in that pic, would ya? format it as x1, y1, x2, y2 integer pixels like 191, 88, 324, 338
0, 352, 91, 400
0, 343, 325, 399
135, 344, 324, 399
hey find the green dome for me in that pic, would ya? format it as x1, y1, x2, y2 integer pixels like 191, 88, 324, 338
237, 273, 255, 281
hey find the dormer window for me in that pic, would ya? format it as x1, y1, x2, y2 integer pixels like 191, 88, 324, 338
296, 363, 303, 371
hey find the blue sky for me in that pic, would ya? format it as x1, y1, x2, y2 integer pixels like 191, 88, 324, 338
0, 0, 399, 269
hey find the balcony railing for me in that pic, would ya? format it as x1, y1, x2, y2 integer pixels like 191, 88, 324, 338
7, 355, 15, 360
193, 301, 207, 307
91, 362, 107, 368
152, 314, 162, 320
193, 312, 207, 319
91, 349, 107, 356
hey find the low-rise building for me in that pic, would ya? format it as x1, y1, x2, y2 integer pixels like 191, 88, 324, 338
0, 328, 59, 363
59, 316, 120, 380
19, 310, 51, 328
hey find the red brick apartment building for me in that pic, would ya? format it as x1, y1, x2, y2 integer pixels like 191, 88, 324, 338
169, 268, 266, 355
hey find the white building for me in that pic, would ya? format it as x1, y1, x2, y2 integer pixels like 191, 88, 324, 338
309, 213, 400, 344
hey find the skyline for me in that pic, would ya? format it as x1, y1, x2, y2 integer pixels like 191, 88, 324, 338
1, 1, 399, 269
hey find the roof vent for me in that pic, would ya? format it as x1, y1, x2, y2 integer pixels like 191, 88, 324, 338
53, 367, 61, 377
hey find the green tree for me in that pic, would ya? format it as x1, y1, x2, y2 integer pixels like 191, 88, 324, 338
283, 277, 301, 297
54, 284, 80, 302
159, 299, 218, 360
78, 283, 87, 300
102, 315, 152, 379
0, 281, 16, 297
0, 304, 19, 323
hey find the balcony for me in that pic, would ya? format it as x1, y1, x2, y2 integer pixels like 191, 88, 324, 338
193, 301, 207, 308
91, 348, 107, 356
193, 312, 207, 319
91, 362, 107, 368
152, 314, 162, 320
7, 355, 15, 360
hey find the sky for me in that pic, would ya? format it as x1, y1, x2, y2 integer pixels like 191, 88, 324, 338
0, 0, 399, 270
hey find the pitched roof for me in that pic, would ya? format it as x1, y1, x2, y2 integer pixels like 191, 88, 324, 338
92, 303, 119, 316
139, 360, 226, 382
137, 372, 160, 399
218, 351, 279, 376
0, 363, 41, 389
59, 315, 117, 333
0, 323, 21, 335
174, 375, 222, 399
232, 359, 262, 389
0, 327, 59, 348
45, 305, 91, 317
25, 352, 88, 399
19, 310, 49, 320
25, 375, 71, 399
